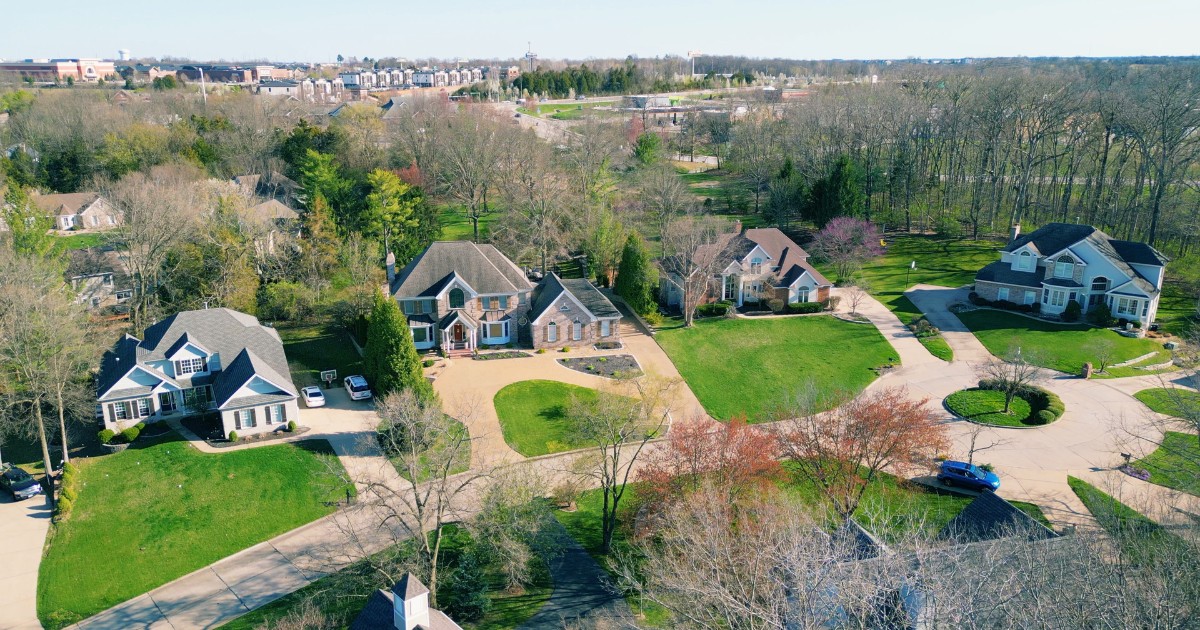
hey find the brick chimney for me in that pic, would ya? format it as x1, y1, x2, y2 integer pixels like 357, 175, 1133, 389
733, 219, 743, 234
1009, 223, 1021, 243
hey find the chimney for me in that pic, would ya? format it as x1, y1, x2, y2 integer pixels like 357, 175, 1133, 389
385, 251, 396, 284
392, 573, 431, 630
733, 219, 743, 234
1009, 223, 1021, 243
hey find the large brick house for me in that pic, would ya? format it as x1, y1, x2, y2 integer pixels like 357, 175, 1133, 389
389, 241, 621, 353
974, 223, 1169, 324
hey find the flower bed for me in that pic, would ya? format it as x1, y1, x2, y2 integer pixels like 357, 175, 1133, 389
558, 354, 642, 378
474, 351, 533, 361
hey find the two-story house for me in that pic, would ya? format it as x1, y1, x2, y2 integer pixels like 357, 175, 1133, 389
974, 223, 1169, 324
389, 241, 622, 353
66, 246, 134, 312
96, 308, 300, 439
661, 226, 833, 309
31, 192, 120, 231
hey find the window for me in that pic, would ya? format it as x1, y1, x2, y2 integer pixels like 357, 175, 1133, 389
1050, 290, 1066, 308
796, 286, 810, 302
183, 386, 213, 410
235, 408, 257, 429
485, 296, 500, 310
110, 401, 130, 420
997, 287, 1009, 301
159, 392, 177, 413
559, 303, 570, 312
600, 320, 611, 337
136, 398, 151, 418
265, 404, 286, 425
486, 322, 506, 339
750, 258, 762, 274
174, 357, 208, 376
1024, 290, 1037, 305
1143, 302, 1149, 317
415, 300, 426, 315
572, 320, 582, 341
116, 290, 132, 302
448, 288, 465, 309
724, 275, 738, 301
546, 321, 557, 342
403, 301, 414, 315
1054, 255, 1075, 279
1091, 277, 1109, 292
519, 292, 527, 305
1115, 297, 1139, 316
103, 274, 113, 286
412, 327, 429, 343
1017, 251, 1033, 271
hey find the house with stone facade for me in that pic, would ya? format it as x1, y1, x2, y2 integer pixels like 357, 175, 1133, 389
974, 223, 1168, 324
389, 241, 621, 353
661, 226, 832, 309
31, 192, 119, 231
96, 308, 300, 439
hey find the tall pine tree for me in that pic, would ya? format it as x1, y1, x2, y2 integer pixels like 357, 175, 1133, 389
363, 293, 436, 404
614, 234, 658, 316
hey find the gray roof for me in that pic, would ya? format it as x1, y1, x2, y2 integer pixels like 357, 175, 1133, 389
350, 589, 393, 630
743, 228, 832, 288
66, 247, 129, 281
1110, 240, 1170, 266
529, 273, 621, 322
975, 261, 1043, 288
1041, 277, 1084, 288
97, 309, 296, 408
939, 492, 1058, 543
1003, 223, 1161, 295
394, 573, 429, 600
391, 241, 533, 299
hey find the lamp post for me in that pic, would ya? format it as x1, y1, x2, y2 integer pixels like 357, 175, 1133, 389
906, 260, 916, 289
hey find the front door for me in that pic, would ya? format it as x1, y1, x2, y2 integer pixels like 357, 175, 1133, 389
453, 324, 465, 343
159, 392, 177, 414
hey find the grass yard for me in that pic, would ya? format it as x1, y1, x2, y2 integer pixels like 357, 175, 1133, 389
277, 323, 365, 387
1067, 476, 1189, 563
944, 389, 1034, 427
655, 316, 896, 422
220, 524, 551, 630
51, 232, 108, 253
958, 309, 1169, 375
1134, 431, 1200, 496
38, 432, 352, 628
437, 205, 499, 242
494, 380, 601, 457
380, 415, 472, 481
1134, 388, 1200, 418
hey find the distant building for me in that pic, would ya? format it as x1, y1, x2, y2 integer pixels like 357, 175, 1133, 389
0, 58, 115, 82
31, 192, 119, 231
66, 247, 134, 312
258, 80, 300, 97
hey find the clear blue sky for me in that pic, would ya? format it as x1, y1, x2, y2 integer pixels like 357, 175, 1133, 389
3, 0, 1197, 63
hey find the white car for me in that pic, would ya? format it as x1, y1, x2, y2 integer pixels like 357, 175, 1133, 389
344, 375, 373, 401
301, 386, 326, 408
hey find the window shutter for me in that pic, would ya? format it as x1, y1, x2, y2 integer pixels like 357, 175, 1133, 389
500, 295, 509, 309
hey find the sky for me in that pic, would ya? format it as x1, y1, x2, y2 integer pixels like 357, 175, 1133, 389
2, 0, 1197, 63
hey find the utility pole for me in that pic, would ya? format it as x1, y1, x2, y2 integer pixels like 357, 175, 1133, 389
524, 42, 537, 73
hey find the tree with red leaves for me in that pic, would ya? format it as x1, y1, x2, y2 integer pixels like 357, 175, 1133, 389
774, 386, 948, 519
810, 216, 884, 283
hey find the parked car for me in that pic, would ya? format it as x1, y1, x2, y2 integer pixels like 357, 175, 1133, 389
0, 466, 43, 501
344, 375, 373, 401
301, 386, 326, 408
937, 460, 1000, 492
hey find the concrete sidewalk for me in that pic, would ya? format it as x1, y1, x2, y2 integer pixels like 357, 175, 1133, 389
0, 493, 53, 630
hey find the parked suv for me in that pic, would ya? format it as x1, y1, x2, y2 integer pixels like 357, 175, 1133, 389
937, 460, 1000, 492
1, 465, 43, 501
344, 375, 373, 401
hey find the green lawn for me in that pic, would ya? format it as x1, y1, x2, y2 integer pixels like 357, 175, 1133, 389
277, 323, 365, 387
52, 232, 108, 253
958, 309, 1169, 375
1067, 476, 1188, 563
1134, 431, 1200, 496
38, 432, 352, 628
494, 380, 601, 457
1134, 388, 1200, 418
1156, 253, 1200, 335
221, 525, 551, 630
945, 389, 1034, 427
655, 316, 896, 422
381, 416, 472, 481
437, 205, 499, 242
892, 295, 954, 361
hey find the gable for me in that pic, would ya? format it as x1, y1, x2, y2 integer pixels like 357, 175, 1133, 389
741, 244, 773, 267
531, 290, 596, 325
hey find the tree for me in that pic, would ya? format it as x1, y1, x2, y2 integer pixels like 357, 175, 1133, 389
579, 206, 627, 287
492, 132, 572, 274
805, 155, 866, 227
633, 131, 662, 165
569, 375, 678, 554
1087, 337, 1118, 374
161, 194, 259, 314
363, 293, 435, 403
364, 169, 418, 254
469, 468, 556, 593
298, 192, 340, 303
636, 164, 690, 238
659, 214, 734, 327
775, 386, 948, 519
977, 349, 1044, 413
614, 234, 658, 317
370, 390, 479, 608
845, 277, 871, 316
810, 216, 883, 284
2, 185, 55, 257
297, 149, 352, 222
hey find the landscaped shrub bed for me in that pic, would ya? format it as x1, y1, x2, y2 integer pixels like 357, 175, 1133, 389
947, 380, 1065, 427
696, 301, 733, 318
473, 351, 532, 361
968, 291, 1041, 314
558, 354, 642, 378
788, 302, 823, 314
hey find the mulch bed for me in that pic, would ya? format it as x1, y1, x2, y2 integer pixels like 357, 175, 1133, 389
558, 354, 643, 378
593, 341, 623, 350
474, 351, 533, 361
179, 414, 309, 448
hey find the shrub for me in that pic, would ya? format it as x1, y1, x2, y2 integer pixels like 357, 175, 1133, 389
560, 346, 570, 353
422, 359, 435, 368
287, 420, 297, 432
643, 311, 663, 326
789, 302, 823, 314
228, 430, 239, 442
135, 422, 146, 430
1087, 303, 1114, 327
55, 497, 73, 518
697, 302, 731, 317
97, 429, 115, 445
979, 463, 995, 473
1132, 320, 1142, 329
969, 292, 988, 306
1033, 409, 1056, 425
536, 348, 546, 354
121, 426, 140, 443
60, 485, 77, 504
1062, 300, 1082, 322
821, 296, 842, 311
994, 299, 1018, 311
768, 298, 785, 313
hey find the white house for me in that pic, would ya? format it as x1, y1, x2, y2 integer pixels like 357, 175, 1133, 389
96, 308, 300, 439
351, 573, 462, 630
974, 223, 1169, 324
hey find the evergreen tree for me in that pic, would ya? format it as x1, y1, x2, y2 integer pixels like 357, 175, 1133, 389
805, 155, 865, 228
363, 293, 436, 403
364, 168, 418, 254
615, 234, 658, 316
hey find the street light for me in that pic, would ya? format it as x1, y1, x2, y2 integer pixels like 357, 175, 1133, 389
906, 260, 916, 289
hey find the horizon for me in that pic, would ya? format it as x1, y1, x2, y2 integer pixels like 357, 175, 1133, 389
3, 0, 1198, 64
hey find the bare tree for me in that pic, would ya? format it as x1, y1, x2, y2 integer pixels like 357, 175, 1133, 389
977, 348, 1044, 413
426, 107, 509, 242
569, 375, 678, 554
636, 164, 691, 238
561, 119, 626, 200
845, 278, 870, 316
1087, 336, 1118, 374
492, 131, 574, 273
468, 467, 557, 593
659, 213, 734, 327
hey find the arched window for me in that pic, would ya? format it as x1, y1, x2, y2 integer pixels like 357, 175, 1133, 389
1017, 251, 1033, 271
750, 258, 763, 274
796, 286, 811, 302
572, 320, 582, 341
546, 321, 557, 342
448, 288, 465, 309
1091, 276, 1109, 292
1054, 255, 1075, 279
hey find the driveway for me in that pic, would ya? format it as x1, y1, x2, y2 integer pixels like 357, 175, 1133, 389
0, 490, 52, 630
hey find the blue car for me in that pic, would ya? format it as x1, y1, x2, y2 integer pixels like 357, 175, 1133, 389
937, 460, 1000, 492
0, 466, 43, 501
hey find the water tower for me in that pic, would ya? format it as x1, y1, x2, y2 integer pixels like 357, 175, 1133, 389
118, 49, 131, 61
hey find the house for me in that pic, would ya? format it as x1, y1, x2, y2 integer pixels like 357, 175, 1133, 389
351, 573, 462, 630
242, 199, 300, 255
974, 223, 1169, 324
389, 241, 621, 352
66, 247, 134, 312
95, 308, 300, 439
528, 273, 622, 349
31, 192, 119, 230
661, 226, 832, 309
258, 80, 300, 97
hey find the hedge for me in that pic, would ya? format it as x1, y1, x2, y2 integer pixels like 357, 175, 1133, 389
969, 292, 1041, 314
788, 302, 823, 314
977, 379, 1065, 423
697, 301, 733, 317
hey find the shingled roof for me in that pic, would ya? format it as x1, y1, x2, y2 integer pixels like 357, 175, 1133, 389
743, 228, 832, 288
391, 241, 533, 299
528, 273, 621, 322
1002, 223, 1163, 295
939, 492, 1058, 543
